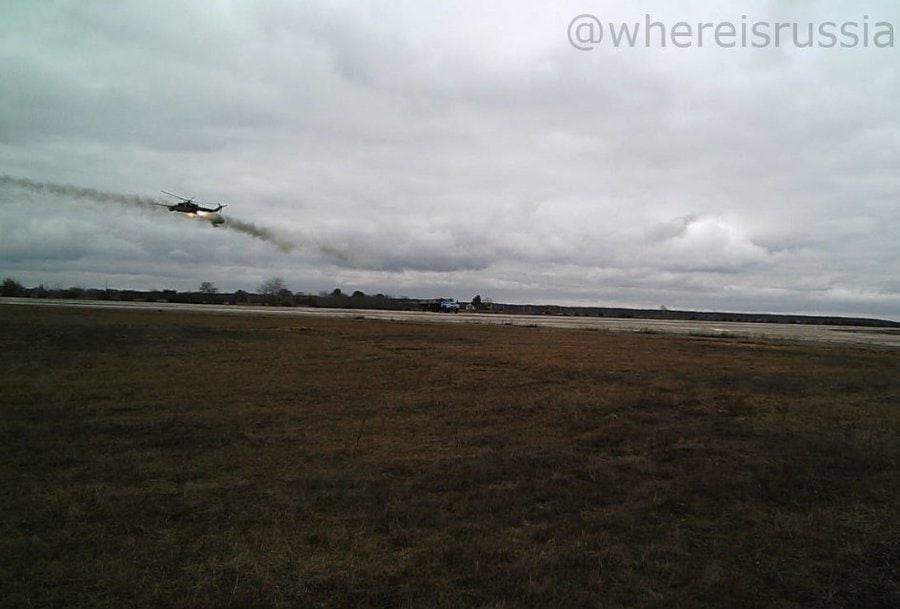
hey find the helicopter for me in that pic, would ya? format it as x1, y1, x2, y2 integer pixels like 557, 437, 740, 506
154, 190, 227, 225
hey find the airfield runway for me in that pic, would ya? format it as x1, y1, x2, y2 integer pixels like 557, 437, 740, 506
2, 297, 898, 348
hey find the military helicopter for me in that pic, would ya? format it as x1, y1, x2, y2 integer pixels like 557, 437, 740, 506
154, 191, 227, 226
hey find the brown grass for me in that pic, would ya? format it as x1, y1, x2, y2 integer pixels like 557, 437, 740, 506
1, 305, 898, 608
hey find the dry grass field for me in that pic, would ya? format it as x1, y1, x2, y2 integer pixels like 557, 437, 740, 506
1, 305, 898, 608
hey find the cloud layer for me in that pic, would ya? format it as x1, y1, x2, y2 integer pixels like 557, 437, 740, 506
1, 1, 898, 318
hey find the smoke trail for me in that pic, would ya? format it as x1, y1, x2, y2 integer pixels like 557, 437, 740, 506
317, 242, 383, 269
0, 175, 297, 252
225, 218, 295, 252
0, 174, 157, 207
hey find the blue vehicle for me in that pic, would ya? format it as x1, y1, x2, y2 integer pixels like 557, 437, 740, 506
420, 298, 460, 313
439, 298, 460, 313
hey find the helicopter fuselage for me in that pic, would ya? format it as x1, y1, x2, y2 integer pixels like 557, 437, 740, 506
157, 191, 227, 225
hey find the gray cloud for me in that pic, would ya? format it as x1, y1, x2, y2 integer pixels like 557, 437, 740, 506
0, 1, 898, 319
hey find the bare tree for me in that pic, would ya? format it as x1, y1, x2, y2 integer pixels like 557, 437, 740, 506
199, 281, 218, 294
1, 277, 25, 297
259, 277, 292, 305
258, 277, 288, 296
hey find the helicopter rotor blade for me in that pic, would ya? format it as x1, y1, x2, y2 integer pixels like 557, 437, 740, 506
160, 190, 193, 202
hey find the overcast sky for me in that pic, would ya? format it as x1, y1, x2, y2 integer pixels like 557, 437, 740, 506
1, 0, 898, 319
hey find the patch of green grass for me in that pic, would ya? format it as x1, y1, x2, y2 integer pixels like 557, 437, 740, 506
1, 306, 898, 608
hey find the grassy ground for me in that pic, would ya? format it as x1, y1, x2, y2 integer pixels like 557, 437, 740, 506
1, 305, 898, 608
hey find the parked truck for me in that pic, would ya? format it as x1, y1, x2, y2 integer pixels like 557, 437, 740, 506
419, 298, 460, 313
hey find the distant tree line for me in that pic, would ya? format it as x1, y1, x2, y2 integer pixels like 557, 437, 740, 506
2, 276, 897, 328
0, 276, 474, 312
